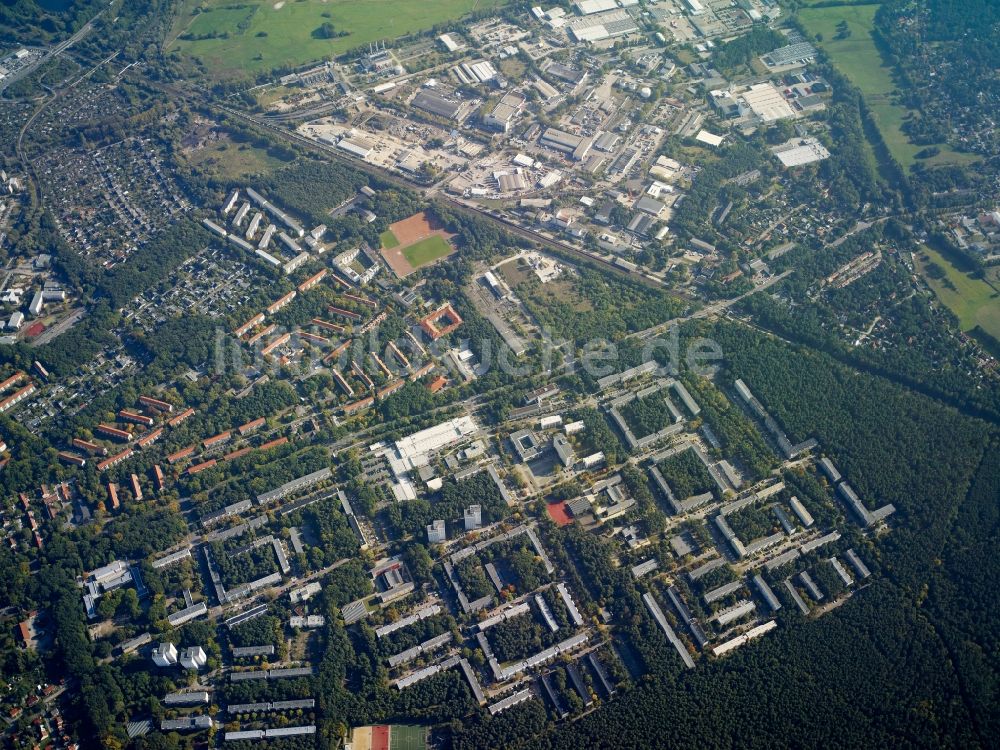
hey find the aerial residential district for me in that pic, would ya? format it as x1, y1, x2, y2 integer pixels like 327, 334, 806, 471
0, 0, 997, 749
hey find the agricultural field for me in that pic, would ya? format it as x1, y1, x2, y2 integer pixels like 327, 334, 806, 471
914, 244, 1000, 343
797, 3, 975, 171
166, 0, 511, 79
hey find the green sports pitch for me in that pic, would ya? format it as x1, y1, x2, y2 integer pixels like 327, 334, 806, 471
379, 229, 400, 250
167, 0, 511, 79
389, 725, 427, 750
402, 235, 453, 268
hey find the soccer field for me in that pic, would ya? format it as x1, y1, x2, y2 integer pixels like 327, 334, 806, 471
402, 235, 453, 268
167, 0, 511, 78
389, 724, 426, 750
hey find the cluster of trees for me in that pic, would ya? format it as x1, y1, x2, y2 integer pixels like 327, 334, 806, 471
618, 393, 675, 440
519, 267, 686, 345
781, 467, 839, 530
681, 374, 777, 479
318, 559, 372, 608
378, 381, 442, 422
658, 449, 718, 501
375, 613, 452, 658
211, 536, 279, 588
569, 407, 624, 465
488, 609, 559, 663
0, 0, 104, 45
257, 160, 405, 234
385, 472, 509, 538
724, 502, 780, 541
288, 493, 359, 570
102, 218, 215, 308
453, 556, 493, 601
670, 141, 766, 238
817, 80, 887, 210
713, 26, 787, 70
228, 613, 282, 650
135, 314, 220, 373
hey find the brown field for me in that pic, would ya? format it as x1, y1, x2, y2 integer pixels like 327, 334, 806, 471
379, 211, 454, 278
546, 501, 572, 527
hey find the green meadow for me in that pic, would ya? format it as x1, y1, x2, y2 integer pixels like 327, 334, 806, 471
798, 3, 976, 171
915, 244, 1000, 342
167, 0, 510, 79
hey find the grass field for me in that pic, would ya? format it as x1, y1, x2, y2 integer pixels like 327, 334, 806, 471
797, 3, 976, 172
915, 245, 1000, 342
402, 235, 453, 268
181, 136, 292, 180
379, 229, 400, 250
167, 0, 510, 79
389, 725, 427, 750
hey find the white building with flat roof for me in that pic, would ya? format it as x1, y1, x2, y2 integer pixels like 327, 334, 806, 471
152, 642, 178, 667
179, 646, 207, 670
427, 519, 447, 544
464, 504, 483, 531
741, 83, 796, 122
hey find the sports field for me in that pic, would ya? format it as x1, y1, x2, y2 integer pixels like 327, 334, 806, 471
915, 245, 1000, 342
546, 501, 573, 527
379, 229, 400, 250
379, 212, 455, 277
403, 235, 453, 267
798, 3, 974, 171
390, 725, 427, 750
167, 0, 510, 79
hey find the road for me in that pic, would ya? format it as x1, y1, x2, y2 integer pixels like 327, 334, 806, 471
829, 219, 878, 248
29, 307, 86, 347
0, 10, 101, 95
630, 269, 793, 341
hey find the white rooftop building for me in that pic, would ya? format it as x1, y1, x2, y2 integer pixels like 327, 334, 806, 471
427, 519, 447, 544
772, 137, 831, 167
741, 83, 797, 122
464, 504, 483, 531
382, 416, 479, 476
179, 646, 207, 670
152, 642, 178, 667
